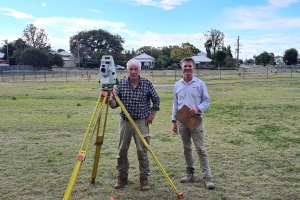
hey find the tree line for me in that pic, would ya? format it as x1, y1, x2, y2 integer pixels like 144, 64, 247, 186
0, 25, 298, 70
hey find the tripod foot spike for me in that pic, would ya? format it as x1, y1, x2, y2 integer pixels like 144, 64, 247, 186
177, 192, 184, 199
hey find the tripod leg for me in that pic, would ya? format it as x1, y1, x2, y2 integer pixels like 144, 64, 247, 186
63, 93, 105, 200
91, 93, 111, 184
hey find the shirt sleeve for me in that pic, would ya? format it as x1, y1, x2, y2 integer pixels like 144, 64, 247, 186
149, 81, 160, 111
197, 82, 210, 113
171, 84, 178, 121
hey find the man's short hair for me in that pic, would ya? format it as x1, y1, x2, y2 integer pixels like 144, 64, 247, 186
182, 57, 195, 66
127, 59, 141, 70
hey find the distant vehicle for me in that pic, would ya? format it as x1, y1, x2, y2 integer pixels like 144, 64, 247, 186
115, 65, 125, 70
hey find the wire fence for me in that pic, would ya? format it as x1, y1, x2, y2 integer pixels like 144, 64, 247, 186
1, 65, 300, 83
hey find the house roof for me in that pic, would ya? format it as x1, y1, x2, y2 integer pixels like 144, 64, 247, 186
180, 55, 212, 63
192, 55, 212, 62
59, 51, 73, 57
134, 53, 154, 60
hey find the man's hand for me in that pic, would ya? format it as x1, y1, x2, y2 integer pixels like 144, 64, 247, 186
187, 107, 200, 117
108, 99, 117, 108
172, 122, 178, 133
146, 111, 156, 126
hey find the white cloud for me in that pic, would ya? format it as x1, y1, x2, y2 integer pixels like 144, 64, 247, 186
123, 0, 189, 10
268, 0, 298, 7
123, 31, 205, 50
42, 3, 47, 7
33, 17, 127, 33
91, 9, 100, 13
223, 6, 300, 30
30, 17, 129, 50
0, 8, 35, 19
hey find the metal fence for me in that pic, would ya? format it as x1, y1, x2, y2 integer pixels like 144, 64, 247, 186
1, 65, 299, 83
1, 69, 100, 82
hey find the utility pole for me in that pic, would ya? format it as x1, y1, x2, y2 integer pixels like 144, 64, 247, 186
77, 36, 80, 68
235, 36, 241, 70
3, 40, 9, 65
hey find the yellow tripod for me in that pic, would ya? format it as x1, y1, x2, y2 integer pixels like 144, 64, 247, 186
63, 88, 184, 200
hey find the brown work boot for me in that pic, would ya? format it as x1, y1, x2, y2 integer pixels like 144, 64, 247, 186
180, 167, 194, 183
203, 177, 215, 190
140, 175, 151, 190
113, 173, 128, 189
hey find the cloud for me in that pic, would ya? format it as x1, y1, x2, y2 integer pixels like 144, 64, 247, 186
122, 0, 189, 10
42, 3, 47, 7
91, 9, 100, 13
30, 17, 129, 50
123, 31, 205, 50
222, 5, 300, 30
268, 0, 298, 7
33, 17, 127, 34
0, 8, 35, 19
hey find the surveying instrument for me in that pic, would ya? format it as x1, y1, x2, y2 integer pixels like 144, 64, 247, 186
63, 55, 184, 199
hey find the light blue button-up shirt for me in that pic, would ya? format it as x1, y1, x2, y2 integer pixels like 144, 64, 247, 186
172, 76, 210, 121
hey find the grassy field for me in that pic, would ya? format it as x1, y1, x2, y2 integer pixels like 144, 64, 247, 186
0, 76, 300, 200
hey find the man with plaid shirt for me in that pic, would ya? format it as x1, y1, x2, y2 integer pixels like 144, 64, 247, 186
108, 59, 160, 191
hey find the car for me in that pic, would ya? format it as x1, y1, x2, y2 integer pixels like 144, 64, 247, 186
115, 65, 125, 70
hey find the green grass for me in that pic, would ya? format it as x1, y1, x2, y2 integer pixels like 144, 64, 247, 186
0, 78, 300, 200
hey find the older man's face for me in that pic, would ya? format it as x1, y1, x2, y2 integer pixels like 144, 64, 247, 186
127, 63, 140, 80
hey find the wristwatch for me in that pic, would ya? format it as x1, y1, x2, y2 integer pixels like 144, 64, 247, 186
172, 120, 177, 123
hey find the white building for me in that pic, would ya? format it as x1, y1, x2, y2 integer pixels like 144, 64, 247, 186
58, 51, 77, 68
133, 53, 155, 69
180, 52, 213, 67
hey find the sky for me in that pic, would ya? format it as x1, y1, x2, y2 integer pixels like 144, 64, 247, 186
1, 0, 300, 60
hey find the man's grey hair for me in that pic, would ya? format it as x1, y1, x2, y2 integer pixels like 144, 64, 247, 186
126, 59, 141, 70
182, 57, 195, 66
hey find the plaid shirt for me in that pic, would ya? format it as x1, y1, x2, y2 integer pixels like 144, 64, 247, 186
114, 76, 160, 119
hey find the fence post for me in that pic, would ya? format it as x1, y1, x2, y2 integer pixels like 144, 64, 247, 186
66, 71, 68, 82
44, 71, 46, 82
174, 69, 176, 81
23, 71, 25, 81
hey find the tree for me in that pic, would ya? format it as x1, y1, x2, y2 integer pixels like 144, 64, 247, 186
136, 46, 152, 55
50, 53, 65, 67
0, 41, 15, 65
15, 48, 49, 69
69, 29, 124, 62
253, 55, 257, 64
155, 55, 170, 68
225, 45, 233, 57
170, 47, 193, 63
204, 29, 225, 58
57, 49, 65, 53
268, 52, 275, 65
212, 50, 227, 67
156, 57, 165, 69
283, 48, 298, 65
181, 42, 200, 55
22, 23, 51, 51
257, 51, 272, 66
224, 55, 236, 68
204, 39, 212, 59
